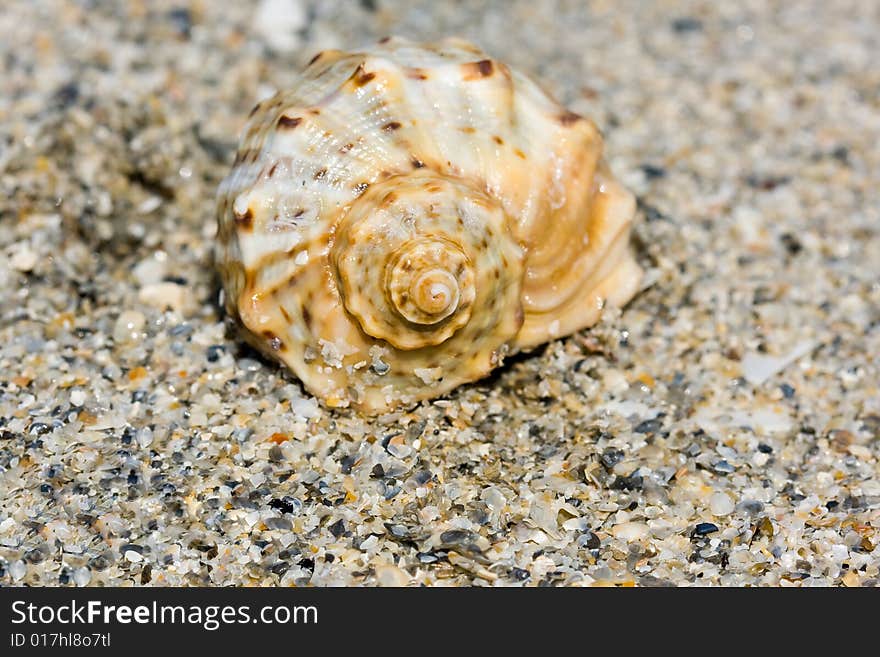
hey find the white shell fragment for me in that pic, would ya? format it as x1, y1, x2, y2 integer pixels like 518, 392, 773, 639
216, 37, 643, 413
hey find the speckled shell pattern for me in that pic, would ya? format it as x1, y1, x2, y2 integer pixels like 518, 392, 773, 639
216, 37, 642, 413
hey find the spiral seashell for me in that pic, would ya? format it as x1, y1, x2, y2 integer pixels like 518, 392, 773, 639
215, 37, 643, 413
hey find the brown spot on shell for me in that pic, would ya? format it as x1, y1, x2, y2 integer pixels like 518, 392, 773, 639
492, 135, 504, 145
280, 306, 292, 323
302, 306, 311, 327
383, 121, 402, 132
314, 168, 328, 180
248, 102, 262, 118
462, 59, 494, 80
308, 51, 324, 66
460, 126, 475, 134
351, 65, 376, 87
267, 163, 278, 178
278, 115, 302, 129
406, 67, 428, 80
559, 110, 582, 126
234, 207, 253, 230
411, 158, 425, 169
514, 148, 526, 159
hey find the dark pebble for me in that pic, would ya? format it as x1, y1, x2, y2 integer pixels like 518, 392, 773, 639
340, 454, 356, 474
270, 561, 289, 575
758, 443, 773, 454
713, 460, 735, 474
633, 418, 663, 434
52, 81, 79, 108
510, 567, 530, 581
440, 529, 477, 547
779, 233, 803, 255
206, 345, 225, 362
28, 422, 50, 436
168, 323, 193, 337
641, 163, 666, 179
780, 383, 796, 398
843, 495, 863, 509
611, 473, 644, 491
693, 522, 719, 536
384, 523, 409, 538
89, 554, 112, 571
582, 531, 601, 550
830, 145, 850, 164
414, 469, 433, 485
328, 518, 346, 538
167, 7, 192, 38
672, 17, 703, 33
25, 547, 47, 564
370, 464, 385, 478
600, 448, 624, 469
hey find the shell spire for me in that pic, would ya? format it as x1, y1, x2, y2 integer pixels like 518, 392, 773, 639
216, 37, 642, 413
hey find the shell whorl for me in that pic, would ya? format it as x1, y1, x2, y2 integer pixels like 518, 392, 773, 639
215, 37, 642, 413
332, 172, 520, 352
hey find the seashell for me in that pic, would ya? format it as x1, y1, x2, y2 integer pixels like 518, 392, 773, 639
216, 37, 643, 413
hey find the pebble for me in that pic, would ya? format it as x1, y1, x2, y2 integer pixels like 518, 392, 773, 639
69, 389, 86, 407
132, 252, 169, 286
10, 244, 38, 272
374, 565, 410, 587
611, 522, 649, 541
693, 522, 719, 536
253, 0, 306, 52
113, 311, 146, 343
139, 282, 188, 313
9, 560, 26, 582
709, 492, 735, 516
73, 566, 91, 586
136, 427, 154, 448
124, 550, 143, 563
